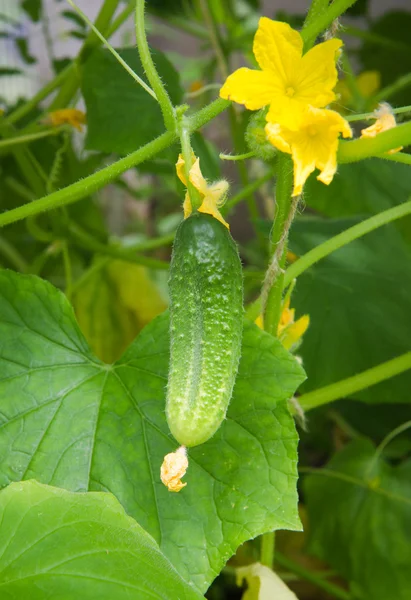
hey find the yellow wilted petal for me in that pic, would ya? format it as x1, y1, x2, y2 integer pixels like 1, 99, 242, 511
281, 315, 310, 350
220, 68, 282, 111
253, 18, 302, 82
160, 446, 188, 493
361, 103, 402, 154
47, 109, 86, 131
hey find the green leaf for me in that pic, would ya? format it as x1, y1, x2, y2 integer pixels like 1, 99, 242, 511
0, 480, 203, 599
290, 216, 411, 403
303, 160, 411, 240
236, 563, 298, 599
0, 270, 304, 593
73, 259, 167, 363
305, 438, 411, 600
21, 0, 42, 22
82, 47, 183, 155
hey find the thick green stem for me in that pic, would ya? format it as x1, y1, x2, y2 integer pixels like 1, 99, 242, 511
284, 199, 411, 286
260, 532, 275, 568
135, 0, 176, 130
299, 352, 411, 411
301, 0, 358, 50
303, 0, 331, 34
275, 552, 350, 600
0, 96, 229, 229
338, 120, 411, 163
262, 154, 294, 336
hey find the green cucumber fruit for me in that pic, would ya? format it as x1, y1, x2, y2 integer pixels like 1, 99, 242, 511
166, 213, 243, 447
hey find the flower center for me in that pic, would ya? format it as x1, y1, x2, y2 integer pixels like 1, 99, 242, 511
306, 125, 318, 137
285, 86, 295, 97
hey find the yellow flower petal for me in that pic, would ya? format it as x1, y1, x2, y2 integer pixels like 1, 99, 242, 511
160, 446, 188, 493
253, 18, 302, 82
297, 39, 342, 108
220, 68, 282, 111
361, 103, 402, 154
264, 122, 291, 154
266, 106, 352, 196
281, 315, 310, 350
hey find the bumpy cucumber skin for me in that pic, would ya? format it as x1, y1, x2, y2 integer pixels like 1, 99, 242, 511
166, 213, 243, 447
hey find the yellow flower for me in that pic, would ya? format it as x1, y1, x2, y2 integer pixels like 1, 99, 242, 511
46, 109, 86, 131
176, 154, 229, 228
160, 446, 188, 493
220, 18, 342, 130
277, 298, 310, 351
265, 106, 352, 196
255, 298, 309, 351
360, 102, 403, 154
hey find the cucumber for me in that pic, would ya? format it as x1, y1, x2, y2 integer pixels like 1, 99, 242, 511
166, 213, 243, 447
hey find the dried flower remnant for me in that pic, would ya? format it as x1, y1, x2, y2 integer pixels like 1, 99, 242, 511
160, 446, 188, 492
361, 102, 403, 154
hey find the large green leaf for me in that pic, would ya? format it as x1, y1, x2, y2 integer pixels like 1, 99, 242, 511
305, 438, 411, 600
303, 160, 411, 239
82, 48, 183, 155
0, 269, 304, 592
0, 480, 203, 599
290, 216, 411, 403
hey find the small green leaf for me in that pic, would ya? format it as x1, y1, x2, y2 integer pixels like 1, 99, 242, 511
305, 438, 411, 600
82, 47, 183, 155
0, 480, 203, 599
290, 216, 411, 403
0, 269, 304, 592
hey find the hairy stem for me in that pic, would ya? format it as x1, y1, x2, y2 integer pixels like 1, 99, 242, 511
135, 0, 176, 130
284, 199, 411, 286
299, 352, 411, 411
301, 0, 359, 50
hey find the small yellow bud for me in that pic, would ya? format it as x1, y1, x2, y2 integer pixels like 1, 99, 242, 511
45, 109, 86, 131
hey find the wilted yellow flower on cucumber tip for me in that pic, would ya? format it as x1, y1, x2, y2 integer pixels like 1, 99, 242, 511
265, 106, 352, 196
161, 446, 188, 492
220, 18, 342, 130
176, 154, 229, 228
